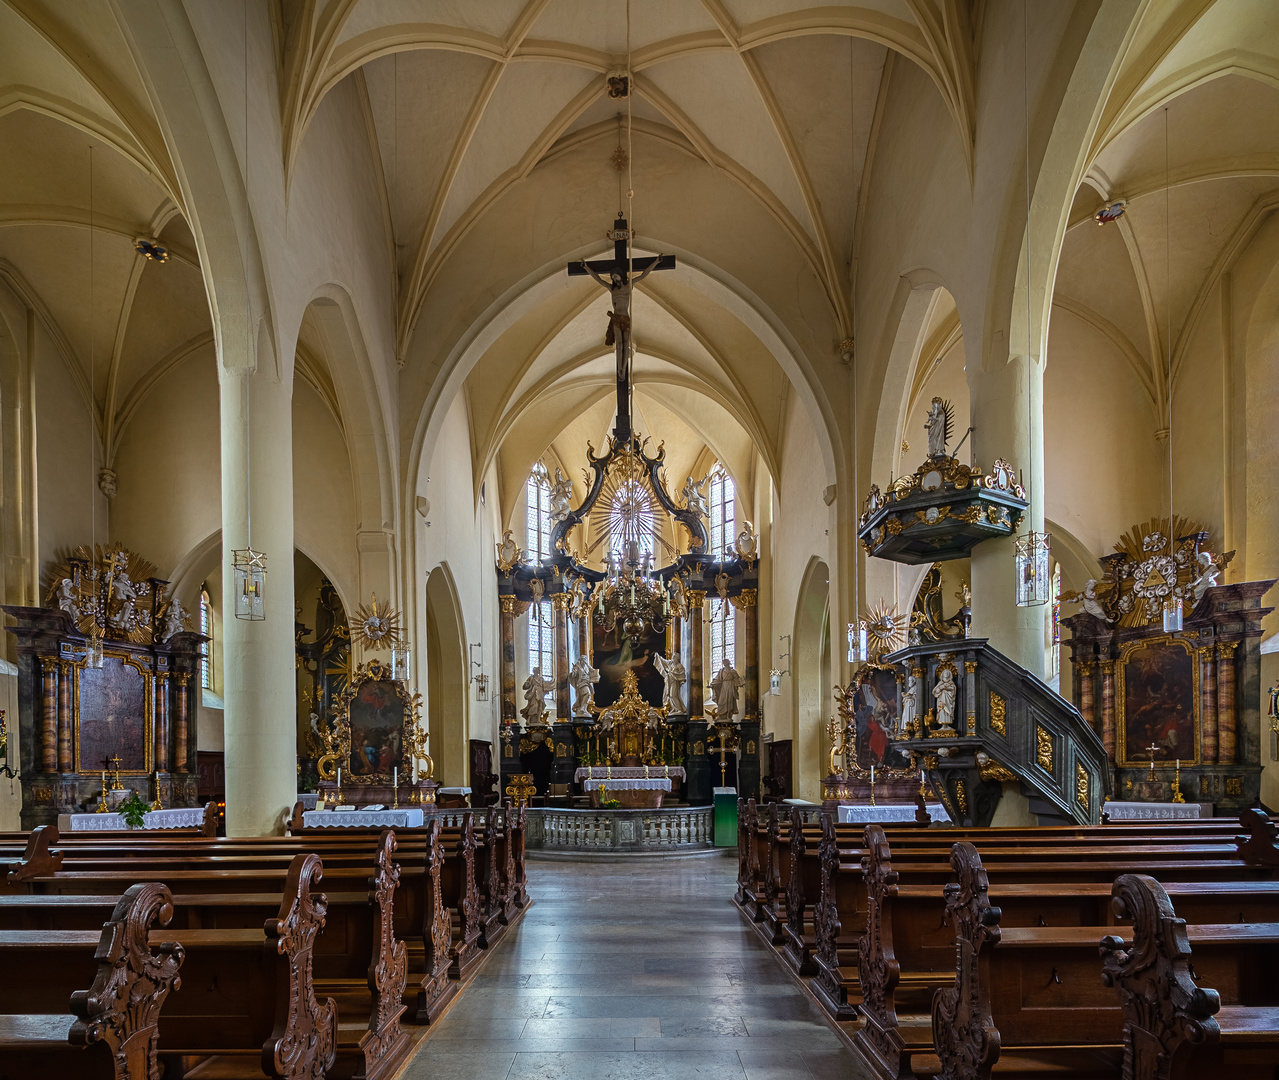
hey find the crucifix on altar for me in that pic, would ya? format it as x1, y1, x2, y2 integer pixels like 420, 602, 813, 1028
567, 216, 675, 443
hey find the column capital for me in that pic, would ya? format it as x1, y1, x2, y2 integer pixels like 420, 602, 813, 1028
686, 589, 706, 609
551, 592, 573, 611
731, 588, 757, 609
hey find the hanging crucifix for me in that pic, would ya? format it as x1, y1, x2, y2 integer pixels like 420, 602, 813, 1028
568, 216, 675, 444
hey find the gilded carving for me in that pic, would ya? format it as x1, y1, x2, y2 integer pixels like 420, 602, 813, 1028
1225, 777, 1243, 796
1035, 725, 1053, 773
884, 517, 903, 536
966, 712, 976, 736
989, 692, 1007, 736
1076, 764, 1090, 809
954, 779, 968, 815
977, 757, 1017, 783
964, 661, 978, 674
686, 589, 707, 610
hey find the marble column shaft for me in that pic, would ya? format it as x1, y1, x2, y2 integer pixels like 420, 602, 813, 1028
40, 657, 57, 771
1217, 643, 1238, 764
1200, 648, 1218, 764
499, 597, 517, 724
687, 591, 706, 720
154, 673, 170, 773
552, 593, 571, 722
57, 661, 72, 772
1078, 662, 1095, 733
173, 673, 189, 773
1101, 661, 1116, 764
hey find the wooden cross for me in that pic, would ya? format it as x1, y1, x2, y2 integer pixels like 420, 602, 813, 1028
567, 216, 675, 444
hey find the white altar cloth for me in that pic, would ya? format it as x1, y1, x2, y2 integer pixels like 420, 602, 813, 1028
837, 802, 951, 824
302, 808, 425, 828
1102, 801, 1213, 821
574, 766, 685, 782
67, 807, 206, 831
582, 778, 672, 792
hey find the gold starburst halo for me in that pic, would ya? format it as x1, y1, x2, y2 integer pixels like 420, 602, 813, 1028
864, 600, 908, 659
351, 593, 404, 650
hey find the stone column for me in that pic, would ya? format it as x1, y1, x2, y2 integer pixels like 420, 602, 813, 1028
1217, 642, 1238, 764
1199, 647, 1218, 764
499, 596, 517, 725
154, 672, 170, 773
552, 592, 571, 722
219, 368, 296, 836
1078, 662, 1095, 734
57, 660, 72, 772
173, 673, 190, 773
39, 657, 57, 772
578, 613, 591, 662
687, 590, 706, 721
968, 352, 1048, 677
1101, 661, 1116, 764
740, 589, 759, 722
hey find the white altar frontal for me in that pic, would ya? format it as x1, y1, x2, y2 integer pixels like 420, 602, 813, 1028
574, 766, 686, 783
837, 802, 951, 824
64, 806, 208, 831
1102, 801, 1214, 821
574, 766, 683, 809
302, 808, 425, 828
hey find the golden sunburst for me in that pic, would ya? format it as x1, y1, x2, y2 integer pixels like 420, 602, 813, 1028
864, 600, 908, 658
351, 593, 404, 650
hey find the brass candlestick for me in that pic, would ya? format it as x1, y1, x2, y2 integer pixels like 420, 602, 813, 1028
1171, 758, 1185, 804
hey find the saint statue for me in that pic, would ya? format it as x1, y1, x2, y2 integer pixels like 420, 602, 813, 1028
55, 578, 80, 621
521, 667, 554, 726
107, 555, 140, 631
924, 396, 951, 457
159, 597, 189, 643
1191, 551, 1221, 602
900, 668, 920, 736
569, 655, 600, 717
933, 666, 957, 732
710, 660, 745, 720
681, 475, 710, 519
654, 652, 687, 714
548, 468, 573, 527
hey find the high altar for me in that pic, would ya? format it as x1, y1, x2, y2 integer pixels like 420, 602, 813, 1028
3, 543, 205, 827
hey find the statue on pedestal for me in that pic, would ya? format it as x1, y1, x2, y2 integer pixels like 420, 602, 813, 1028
654, 652, 687, 713
710, 660, 744, 721
569, 655, 599, 716
521, 667, 554, 726
933, 666, 957, 732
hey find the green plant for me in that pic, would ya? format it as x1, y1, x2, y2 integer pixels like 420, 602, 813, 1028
117, 790, 150, 829
602, 798, 620, 809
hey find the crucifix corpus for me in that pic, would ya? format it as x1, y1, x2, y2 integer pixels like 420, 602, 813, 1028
567, 216, 675, 443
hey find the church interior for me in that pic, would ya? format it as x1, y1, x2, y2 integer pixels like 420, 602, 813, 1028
4, 1, 1279, 1078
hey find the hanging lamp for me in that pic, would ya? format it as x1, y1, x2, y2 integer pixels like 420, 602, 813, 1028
1161, 107, 1183, 633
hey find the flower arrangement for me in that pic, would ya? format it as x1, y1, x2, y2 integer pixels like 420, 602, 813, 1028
116, 789, 151, 829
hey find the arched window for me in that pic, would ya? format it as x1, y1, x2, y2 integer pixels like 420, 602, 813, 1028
198, 586, 213, 690
710, 595, 736, 675
709, 464, 735, 559
529, 599, 554, 684
526, 463, 552, 563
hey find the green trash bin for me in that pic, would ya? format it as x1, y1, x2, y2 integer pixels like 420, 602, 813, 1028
713, 787, 737, 847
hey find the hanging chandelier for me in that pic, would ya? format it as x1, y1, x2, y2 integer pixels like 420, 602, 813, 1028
596, 540, 669, 642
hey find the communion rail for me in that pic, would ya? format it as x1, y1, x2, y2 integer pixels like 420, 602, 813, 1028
523, 806, 714, 852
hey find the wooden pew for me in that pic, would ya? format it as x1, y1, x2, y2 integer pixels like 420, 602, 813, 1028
0, 881, 183, 1080
1101, 873, 1279, 1080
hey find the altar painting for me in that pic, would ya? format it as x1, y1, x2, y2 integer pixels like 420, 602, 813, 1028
347, 678, 405, 778
592, 622, 663, 708
77, 654, 149, 772
852, 668, 911, 769
1120, 639, 1198, 766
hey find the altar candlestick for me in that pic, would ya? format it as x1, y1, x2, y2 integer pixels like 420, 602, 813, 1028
394, 766, 398, 789
337, 766, 342, 787
870, 766, 875, 785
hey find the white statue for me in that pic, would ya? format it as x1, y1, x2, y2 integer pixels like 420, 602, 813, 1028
710, 660, 745, 720
159, 597, 189, 643
1081, 579, 1111, 622
654, 652, 687, 713
900, 669, 920, 736
1191, 551, 1220, 602
933, 666, 957, 732
680, 475, 710, 519
521, 667, 554, 725
924, 396, 949, 457
55, 578, 80, 621
569, 655, 600, 717
107, 556, 139, 630
548, 468, 573, 526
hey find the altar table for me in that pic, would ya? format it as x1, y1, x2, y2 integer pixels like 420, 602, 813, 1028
302, 808, 425, 828
575, 766, 685, 782
837, 802, 951, 824
1102, 800, 1213, 821
65, 806, 207, 831
581, 778, 672, 792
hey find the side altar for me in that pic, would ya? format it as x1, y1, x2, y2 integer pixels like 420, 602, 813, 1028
3, 543, 204, 827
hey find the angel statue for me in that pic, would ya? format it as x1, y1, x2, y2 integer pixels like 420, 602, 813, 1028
548, 468, 573, 526
1063, 579, 1111, 623
569, 655, 599, 717
924, 396, 953, 458
521, 667, 554, 725
159, 597, 189, 643
654, 652, 687, 714
54, 578, 80, 621
1191, 551, 1220, 602
680, 475, 710, 519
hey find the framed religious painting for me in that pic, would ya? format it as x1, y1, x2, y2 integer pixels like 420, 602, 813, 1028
592, 620, 663, 709
1117, 636, 1200, 767
336, 658, 421, 785
74, 651, 153, 774
848, 665, 912, 770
